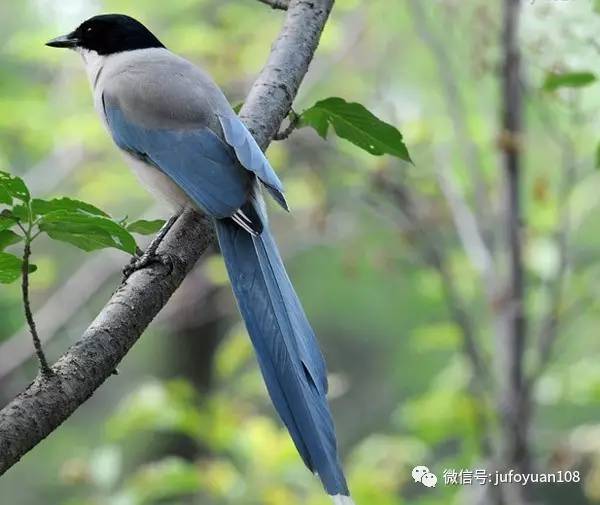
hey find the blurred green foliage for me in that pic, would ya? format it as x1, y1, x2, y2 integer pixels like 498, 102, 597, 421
56, 328, 428, 505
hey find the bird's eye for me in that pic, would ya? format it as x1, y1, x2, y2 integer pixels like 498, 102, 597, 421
86, 27, 93, 33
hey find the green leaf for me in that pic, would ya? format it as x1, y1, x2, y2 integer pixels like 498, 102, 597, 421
127, 219, 166, 235
0, 252, 22, 283
299, 97, 412, 162
543, 72, 597, 91
39, 210, 137, 254
0, 171, 30, 203
232, 102, 244, 114
0, 252, 36, 284
10, 204, 29, 221
0, 213, 16, 231
0, 230, 23, 250
0, 186, 11, 205
596, 142, 600, 170
31, 197, 109, 217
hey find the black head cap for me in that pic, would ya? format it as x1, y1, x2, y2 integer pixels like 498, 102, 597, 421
46, 14, 165, 55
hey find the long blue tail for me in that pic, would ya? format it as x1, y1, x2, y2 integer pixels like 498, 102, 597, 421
215, 212, 350, 499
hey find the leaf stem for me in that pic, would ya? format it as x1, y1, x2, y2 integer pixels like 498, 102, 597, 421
21, 220, 52, 377
273, 109, 299, 140
15, 221, 27, 236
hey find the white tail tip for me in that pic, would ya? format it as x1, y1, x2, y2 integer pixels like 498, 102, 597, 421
331, 495, 356, 505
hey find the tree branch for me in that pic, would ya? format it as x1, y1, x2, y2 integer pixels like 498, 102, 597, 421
239, 0, 332, 146
0, 0, 334, 475
434, 151, 495, 290
496, 1, 530, 503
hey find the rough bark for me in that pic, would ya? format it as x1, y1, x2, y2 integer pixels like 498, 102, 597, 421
0, 0, 334, 475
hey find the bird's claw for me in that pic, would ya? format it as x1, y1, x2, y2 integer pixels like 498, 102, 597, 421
122, 252, 174, 281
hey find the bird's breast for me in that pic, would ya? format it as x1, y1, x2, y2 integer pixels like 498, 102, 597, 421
122, 151, 192, 212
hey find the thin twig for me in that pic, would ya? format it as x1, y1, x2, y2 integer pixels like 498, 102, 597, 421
369, 174, 492, 457
257, 0, 289, 10
435, 151, 495, 290
21, 240, 52, 377
407, 0, 492, 252
273, 110, 299, 140
372, 173, 490, 387
528, 97, 579, 386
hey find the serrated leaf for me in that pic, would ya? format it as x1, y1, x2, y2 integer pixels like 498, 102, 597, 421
0, 230, 22, 250
299, 97, 412, 162
126, 219, 166, 235
39, 210, 137, 254
543, 71, 597, 91
0, 171, 30, 202
31, 197, 108, 217
0, 252, 36, 284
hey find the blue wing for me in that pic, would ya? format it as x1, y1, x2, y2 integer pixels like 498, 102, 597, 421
103, 99, 251, 219
218, 114, 288, 211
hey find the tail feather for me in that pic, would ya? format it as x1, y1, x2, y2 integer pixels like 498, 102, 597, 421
215, 215, 349, 497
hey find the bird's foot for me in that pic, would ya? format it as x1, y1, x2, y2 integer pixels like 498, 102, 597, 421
122, 213, 180, 282
122, 251, 174, 281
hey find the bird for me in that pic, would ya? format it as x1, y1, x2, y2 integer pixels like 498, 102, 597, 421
47, 14, 353, 504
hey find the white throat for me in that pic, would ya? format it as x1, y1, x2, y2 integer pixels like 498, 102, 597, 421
77, 48, 106, 89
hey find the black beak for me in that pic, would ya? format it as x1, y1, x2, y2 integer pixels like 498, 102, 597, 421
46, 32, 79, 49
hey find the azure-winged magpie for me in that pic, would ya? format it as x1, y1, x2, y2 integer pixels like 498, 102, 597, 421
47, 14, 353, 504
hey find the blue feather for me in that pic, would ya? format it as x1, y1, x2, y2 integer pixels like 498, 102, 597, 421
104, 104, 251, 218
218, 114, 289, 211
216, 217, 348, 496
